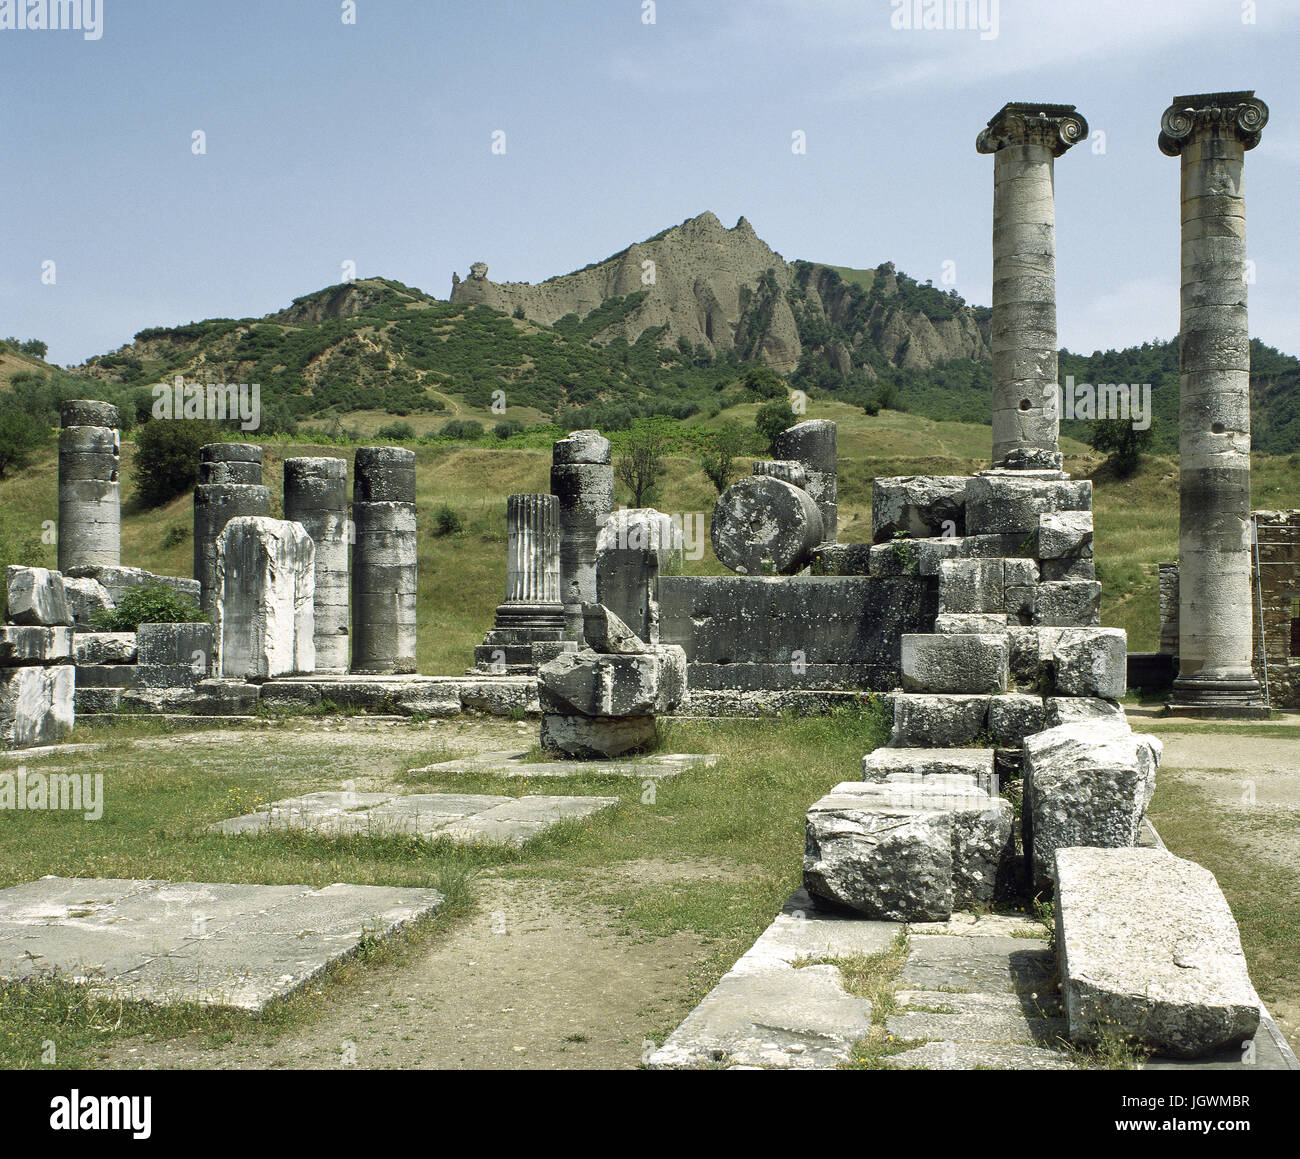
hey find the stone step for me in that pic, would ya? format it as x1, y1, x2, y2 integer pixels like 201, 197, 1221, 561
901, 633, 1009, 694
862, 746, 995, 784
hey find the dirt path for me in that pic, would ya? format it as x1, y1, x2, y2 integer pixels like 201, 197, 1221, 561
93, 874, 709, 1071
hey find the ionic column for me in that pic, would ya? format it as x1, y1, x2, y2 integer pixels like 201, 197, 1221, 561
351, 446, 417, 674
58, 400, 120, 571
1160, 91, 1269, 717
551, 431, 613, 642
504, 494, 562, 608
977, 102, 1088, 471
284, 457, 350, 674
194, 444, 269, 622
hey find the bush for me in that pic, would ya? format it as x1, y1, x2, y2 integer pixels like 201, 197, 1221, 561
755, 400, 797, 454
133, 419, 222, 508
0, 410, 50, 479
91, 584, 206, 632
376, 420, 416, 441
493, 419, 525, 440
438, 419, 483, 440
433, 503, 463, 536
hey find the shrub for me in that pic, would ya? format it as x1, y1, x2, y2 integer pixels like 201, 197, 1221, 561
493, 420, 525, 440
133, 419, 222, 508
755, 399, 796, 454
433, 504, 463, 536
0, 410, 50, 479
91, 584, 206, 632
376, 420, 416, 441
438, 419, 483, 440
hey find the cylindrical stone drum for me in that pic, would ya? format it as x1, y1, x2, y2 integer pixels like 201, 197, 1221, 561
711, 475, 824, 576
351, 447, 417, 674
58, 400, 120, 571
772, 421, 838, 543
551, 431, 614, 642
285, 457, 350, 674
194, 482, 271, 621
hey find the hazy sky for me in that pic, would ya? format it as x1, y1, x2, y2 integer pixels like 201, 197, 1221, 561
2, 0, 1297, 367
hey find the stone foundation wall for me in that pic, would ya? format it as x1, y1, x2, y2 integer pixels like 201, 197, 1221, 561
1252, 510, 1300, 708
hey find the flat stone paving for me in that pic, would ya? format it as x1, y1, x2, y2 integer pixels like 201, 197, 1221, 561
410, 750, 718, 780
212, 790, 620, 847
0, 876, 442, 1011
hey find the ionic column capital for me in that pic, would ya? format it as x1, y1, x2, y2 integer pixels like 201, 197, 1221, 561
1159, 91, 1269, 157
976, 102, 1088, 157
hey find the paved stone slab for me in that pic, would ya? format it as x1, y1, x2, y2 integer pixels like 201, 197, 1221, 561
212, 790, 618, 848
897, 933, 1055, 997
887, 1040, 1079, 1070
648, 894, 897, 1070
0, 877, 442, 1011
411, 750, 717, 779
887, 989, 1065, 1045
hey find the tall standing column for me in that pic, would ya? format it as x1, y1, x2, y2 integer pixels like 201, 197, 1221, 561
351, 446, 417, 674
551, 430, 613, 643
1160, 91, 1269, 717
474, 494, 567, 672
194, 443, 269, 622
284, 457, 350, 674
58, 400, 121, 571
772, 419, 838, 541
977, 102, 1088, 471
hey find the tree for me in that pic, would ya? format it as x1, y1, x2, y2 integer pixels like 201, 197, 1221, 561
755, 399, 796, 454
0, 410, 49, 479
133, 419, 221, 508
741, 365, 786, 400
615, 417, 670, 506
1089, 418, 1153, 477
701, 419, 744, 494
18, 338, 47, 360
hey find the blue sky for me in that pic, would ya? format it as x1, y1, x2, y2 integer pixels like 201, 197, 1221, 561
2, 0, 1297, 367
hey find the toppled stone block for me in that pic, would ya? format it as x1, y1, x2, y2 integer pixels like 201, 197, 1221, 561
540, 713, 656, 758
1034, 580, 1101, 628
1054, 627, 1127, 699
804, 781, 1012, 921
216, 517, 315, 680
1034, 511, 1094, 559
901, 634, 1009, 694
72, 632, 136, 665
1045, 697, 1125, 727
934, 613, 1008, 634
1024, 721, 1161, 888
872, 476, 969, 543
538, 647, 685, 717
966, 475, 1092, 536
890, 694, 991, 747
1054, 847, 1261, 1058
62, 576, 114, 628
6, 567, 71, 627
988, 693, 1046, 747
582, 603, 648, 654
862, 747, 995, 785
137, 622, 216, 673
65, 565, 199, 608
0, 626, 73, 666
0, 666, 74, 748
595, 511, 682, 643
937, 559, 1004, 615
711, 475, 823, 576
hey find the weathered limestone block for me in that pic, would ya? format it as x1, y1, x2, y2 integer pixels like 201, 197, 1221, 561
809, 543, 873, 576
552, 430, 614, 642
1044, 696, 1125, 727
711, 475, 823, 575
66, 565, 199, 609
889, 694, 991, 748
862, 747, 995, 785
1054, 847, 1261, 1057
872, 476, 969, 543
137, 622, 216, 675
75, 663, 201, 691
6, 567, 71, 627
934, 613, 1008, 634
1033, 580, 1101, 627
1002, 556, 1040, 625
937, 559, 1004, 615
868, 533, 1025, 579
194, 482, 272, 621
537, 646, 686, 718
0, 626, 74, 666
965, 474, 1092, 536
582, 603, 647, 655
1041, 556, 1096, 582
772, 420, 837, 541
73, 632, 137, 665
901, 633, 1009, 694
804, 781, 1013, 920
595, 508, 683, 643
1006, 626, 1062, 691
1034, 510, 1093, 559
988, 693, 1047, 747
216, 517, 315, 680
1054, 627, 1127, 699
62, 576, 114, 628
752, 459, 808, 489
540, 713, 657, 759
1024, 721, 1161, 887
0, 665, 74, 748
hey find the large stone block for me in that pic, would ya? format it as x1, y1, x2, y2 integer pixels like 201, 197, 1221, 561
711, 475, 823, 576
872, 476, 969, 543
0, 666, 74, 748
540, 713, 656, 758
216, 517, 315, 680
0, 627, 73, 666
1034, 511, 1093, 559
937, 559, 1004, 615
901, 634, 1009, 694
582, 604, 647, 654
861, 747, 995, 785
67, 565, 200, 608
1044, 697, 1125, 727
804, 781, 1012, 921
6, 567, 71, 627
965, 474, 1092, 536
889, 694, 990, 747
988, 693, 1046, 747
1024, 721, 1161, 888
595, 509, 682, 643
1054, 627, 1127, 699
868, 533, 1025, 579
73, 632, 137, 665
537, 646, 685, 717
62, 576, 114, 628
1033, 581, 1101, 627
934, 613, 1009, 634
137, 622, 217, 674
1054, 847, 1261, 1058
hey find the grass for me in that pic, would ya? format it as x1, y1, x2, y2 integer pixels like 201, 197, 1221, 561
0, 703, 891, 1068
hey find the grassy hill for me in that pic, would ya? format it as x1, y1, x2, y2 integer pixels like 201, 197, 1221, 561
3, 397, 1297, 675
